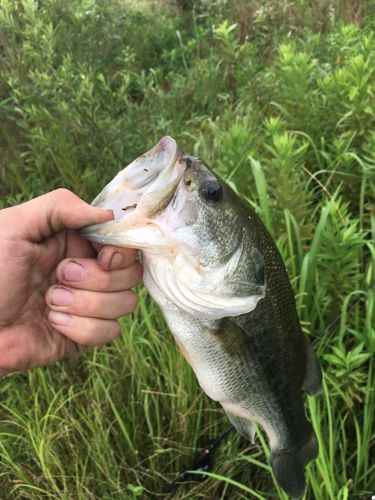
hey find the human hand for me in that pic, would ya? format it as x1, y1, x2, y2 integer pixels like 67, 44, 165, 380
0, 189, 142, 375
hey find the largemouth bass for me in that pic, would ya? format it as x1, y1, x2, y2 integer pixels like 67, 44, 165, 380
80, 136, 322, 498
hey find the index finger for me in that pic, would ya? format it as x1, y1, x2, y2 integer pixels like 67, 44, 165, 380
96, 246, 138, 271
10, 189, 113, 242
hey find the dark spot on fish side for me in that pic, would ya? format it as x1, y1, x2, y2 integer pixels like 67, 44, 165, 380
144, 168, 149, 172
121, 203, 137, 211
185, 179, 192, 187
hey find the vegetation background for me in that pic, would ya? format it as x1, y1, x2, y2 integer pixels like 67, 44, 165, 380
0, 0, 374, 498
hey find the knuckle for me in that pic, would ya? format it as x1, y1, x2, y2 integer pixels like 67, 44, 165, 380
53, 187, 75, 199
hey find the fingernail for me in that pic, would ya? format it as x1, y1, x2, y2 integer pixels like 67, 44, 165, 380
109, 252, 124, 270
63, 261, 84, 281
97, 208, 114, 219
52, 286, 73, 306
48, 310, 71, 326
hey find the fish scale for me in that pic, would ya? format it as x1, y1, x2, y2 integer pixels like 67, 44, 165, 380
80, 136, 322, 498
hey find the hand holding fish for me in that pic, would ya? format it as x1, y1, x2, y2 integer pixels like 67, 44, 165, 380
0, 189, 142, 375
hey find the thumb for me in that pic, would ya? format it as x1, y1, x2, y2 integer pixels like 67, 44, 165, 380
12, 188, 113, 241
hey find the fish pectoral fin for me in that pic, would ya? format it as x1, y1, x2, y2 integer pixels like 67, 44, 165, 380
302, 340, 322, 395
222, 243, 266, 298
224, 410, 256, 444
223, 279, 266, 298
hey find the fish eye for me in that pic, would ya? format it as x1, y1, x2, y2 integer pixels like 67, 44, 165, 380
199, 180, 223, 205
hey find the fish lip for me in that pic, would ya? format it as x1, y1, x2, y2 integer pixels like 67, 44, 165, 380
91, 136, 186, 221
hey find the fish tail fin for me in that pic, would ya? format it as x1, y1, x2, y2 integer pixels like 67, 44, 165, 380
270, 427, 318, 499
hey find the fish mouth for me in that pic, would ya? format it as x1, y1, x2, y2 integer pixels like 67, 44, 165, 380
92, 136, 185, 222
79, 136, 186, 247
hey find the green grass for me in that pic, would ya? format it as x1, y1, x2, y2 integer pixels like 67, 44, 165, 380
0, 0, 374, 498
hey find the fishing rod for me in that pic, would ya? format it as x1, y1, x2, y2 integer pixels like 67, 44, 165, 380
166, 277, 375, 495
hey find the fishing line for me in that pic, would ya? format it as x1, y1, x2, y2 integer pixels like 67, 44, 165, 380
166, 278, 375, 495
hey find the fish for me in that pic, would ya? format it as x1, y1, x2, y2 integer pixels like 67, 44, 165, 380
80, 136, 322, 498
